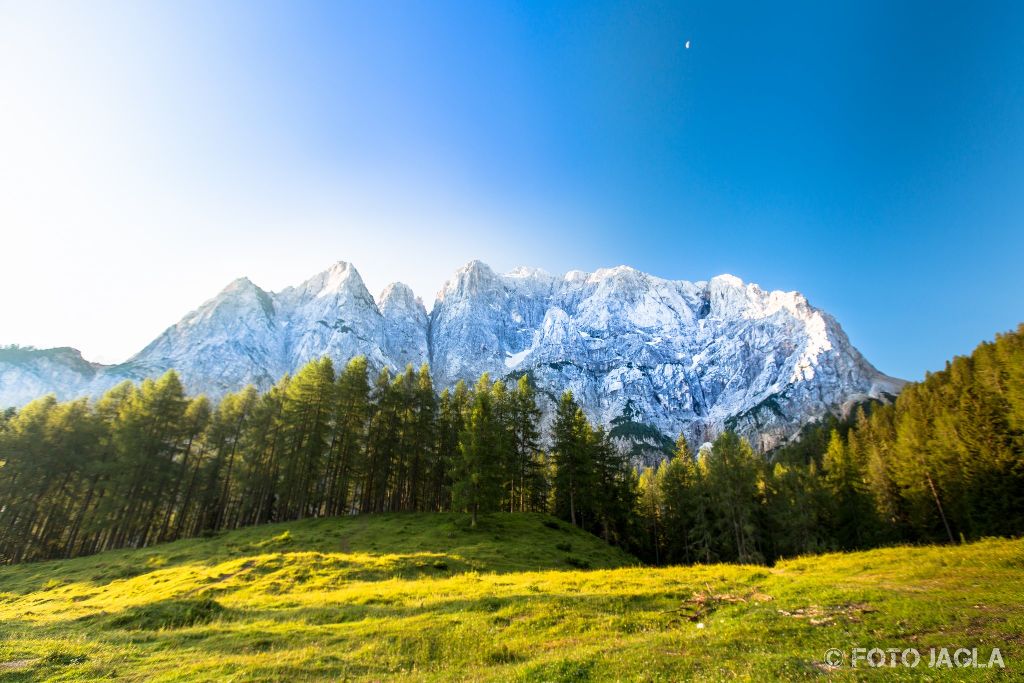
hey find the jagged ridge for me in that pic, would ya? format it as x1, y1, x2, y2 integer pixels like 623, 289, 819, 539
0, 260, 904, 452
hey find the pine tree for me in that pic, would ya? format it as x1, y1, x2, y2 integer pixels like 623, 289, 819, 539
194, 387, 256, 533
106, 371, 190, 550
821, 427, 877, 549
765, 461, 828, 559
323, 356, 370, 516
657, 436, 702, 563
590, 426, 638, 545
231, 378, 288, 528
509, 376, 546, 512
408, 364, 438, 511
452, 374, 503, 527
551, 391, 593, 529
637, 465, 663, 564
275, 358, 335, 520
155, 395, 211, 542
702, 432, 764, 564
431, 382, 468, 512
361, 368, 401, 512
892, 385, 957, 542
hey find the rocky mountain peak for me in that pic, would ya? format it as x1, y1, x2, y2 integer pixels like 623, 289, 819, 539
206, 277, 275, 317
379, 282, 425, 316
506, 266, 554, 280
439, 259, 501, 301
285, 261, 373, 305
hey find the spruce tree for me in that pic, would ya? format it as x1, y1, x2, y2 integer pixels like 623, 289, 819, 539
702, 432, 763, 564
323, 356, 370, 516
452, 374, 502, 527
552, 391, 593, 529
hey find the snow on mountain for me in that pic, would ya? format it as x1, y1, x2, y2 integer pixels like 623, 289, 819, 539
0, 260, 904, 454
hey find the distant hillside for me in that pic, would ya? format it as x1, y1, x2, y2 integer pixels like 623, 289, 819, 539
0, 514, 1020, 681
0, 345, 109, 408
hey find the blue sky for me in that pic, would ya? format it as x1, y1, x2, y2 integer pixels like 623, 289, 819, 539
1, 1, 1022, 379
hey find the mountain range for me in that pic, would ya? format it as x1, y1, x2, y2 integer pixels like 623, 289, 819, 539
0, 261, 904, 455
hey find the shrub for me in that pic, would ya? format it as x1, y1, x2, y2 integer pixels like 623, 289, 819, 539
485, 645, 523, 664
105, 598, 225, 630
44, 650, 88, 666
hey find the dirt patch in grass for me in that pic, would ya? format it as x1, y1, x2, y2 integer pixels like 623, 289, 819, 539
661, 585, 774, 623
0, 659, 38, 671
776, 602, 877, 626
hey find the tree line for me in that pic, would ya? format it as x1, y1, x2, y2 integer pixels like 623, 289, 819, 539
636, 324, 1024, 564
1, 325, 1021, 566
0, 357, 636, 564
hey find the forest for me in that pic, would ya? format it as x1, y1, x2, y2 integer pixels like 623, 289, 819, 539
1, 325, 1022, 566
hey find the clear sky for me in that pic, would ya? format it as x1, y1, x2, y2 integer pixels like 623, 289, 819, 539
1, 1, 1022, 379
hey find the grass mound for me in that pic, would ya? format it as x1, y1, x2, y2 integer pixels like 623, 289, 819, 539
103, 597, 226, 630
0, 512, 635, 598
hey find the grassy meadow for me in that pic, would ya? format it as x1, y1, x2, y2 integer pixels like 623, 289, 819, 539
0, 513, 1020, 681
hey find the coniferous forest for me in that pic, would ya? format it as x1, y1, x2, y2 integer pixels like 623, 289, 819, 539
1, 325, 1022, 566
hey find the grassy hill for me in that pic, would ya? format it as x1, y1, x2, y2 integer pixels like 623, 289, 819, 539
0, 514, 1021, 681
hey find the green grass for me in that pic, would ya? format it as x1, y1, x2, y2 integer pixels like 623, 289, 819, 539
0, 514, 1020, 681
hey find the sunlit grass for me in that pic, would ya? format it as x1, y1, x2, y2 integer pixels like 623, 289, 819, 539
0, 514, 1020, 681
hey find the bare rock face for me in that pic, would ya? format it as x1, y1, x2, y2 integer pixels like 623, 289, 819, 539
0, 347, 109, 407
429, 265, 903, 455
379, 282, 429, 371
125, 276, 285, 396
0, 260, 903, 454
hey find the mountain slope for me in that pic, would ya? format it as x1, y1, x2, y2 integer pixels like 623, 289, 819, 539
126, 276, 285, 396
0, 260, 903, 450
0, 346, 114, 408
430, 263, 902, 452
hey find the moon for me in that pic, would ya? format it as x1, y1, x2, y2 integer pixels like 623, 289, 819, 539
685, 40, 691, 49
